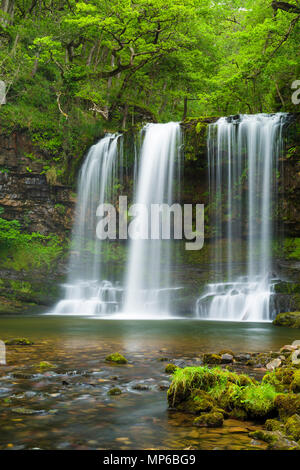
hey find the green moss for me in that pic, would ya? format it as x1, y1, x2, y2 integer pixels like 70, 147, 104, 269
108, 387, 122, 396
165, 364, 178, 374
274, 282, 300, 295
175, 389, 217, 414
284, 414, 300, 441
203, 353, 222, 364
54, 203, 66, 215
193, 411, 224, 427
273, 312, 300, 328
262, 367, 295, 392
249, 430, 277, 444
37, 361, 57, 370
265, 418, 285, 432
274, 394, 300, 418
235, 383, 277, 419
4, 338, 34, 346
105, 353, 128, 364
290, 370, 300, 392
218, 349, 235, 356
229, 408, 248, 421
167, 366, 273, 419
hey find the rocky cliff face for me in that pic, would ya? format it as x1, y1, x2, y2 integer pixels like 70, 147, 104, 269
0, 130, 77, 313
0, 131, 75, 235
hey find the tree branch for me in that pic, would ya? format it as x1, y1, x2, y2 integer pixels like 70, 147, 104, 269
272, 1, 300, 14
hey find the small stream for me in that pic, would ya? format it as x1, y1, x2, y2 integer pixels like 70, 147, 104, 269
0, 315, 297, 450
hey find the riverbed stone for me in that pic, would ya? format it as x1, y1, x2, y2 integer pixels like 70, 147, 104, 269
291, 349, 300, 365
165, 364, 178, 374
274, 393, 300, 418
221, 354, 233, 364
108, 387, 122, 396
5, 338, 34, 346
235, 353, 251, 362
249, 430, 300, 450
266, 358, 282, 371
284, 414, 300, 441
105, 353, 128, 364
193, 412, 224, 428
202, 353, 222, 364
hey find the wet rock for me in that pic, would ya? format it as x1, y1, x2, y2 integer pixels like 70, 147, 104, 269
218, 349, 235, 357
175, 390, 217, 414
11, 407, 44, 415
12, 372, 35, 379
5, 338, 34, 346
285, 414, 300, 441
165, 364, 178, 374
108, 387, 122, 396
221, 354, 233, 364
280, 345, 298, 353
132, 383, 150, 391
275, 393, 300, 418
105, 353, 128, 364
266, 358, 282, 371
265, 419, 285, 432
202, 353, 222, 364
37, 361, 57, 370
158, 381, 170, 391
249, 430, 300, 450
273, 312, 300, 328
235, 353, 251, 362
290, 370, 300, 392
291, 349, 300, 365
193, 412, 224, 428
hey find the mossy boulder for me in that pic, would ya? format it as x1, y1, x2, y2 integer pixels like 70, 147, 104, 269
165, 364, 178, 374
284, 414, 300, 441
108, 387, 122, 396
37, 361, 57, 370
234, 383, 277, 419
202, 353, 222, 364
4, 338, 34, 346
105, 353, 128, 364
218, 349, 235, 357
273, 312, 300, 328
167, 366, 275, 420
290, 369, 300, 392
265, 419, 285, 432
274, 393, 300, 418
249, 430, 300, 450
229, 408, 248, 421
262, 366, 296, 392
193, 411, 224, 428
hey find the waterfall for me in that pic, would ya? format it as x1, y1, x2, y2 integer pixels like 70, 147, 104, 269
53, 134, 124, 315
196, 113, 286, 321
123, 122, 182, 316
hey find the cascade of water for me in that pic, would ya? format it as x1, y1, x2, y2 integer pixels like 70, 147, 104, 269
53, 134, 124, 315
123, 122, 182, 316
196, 113, 286, 321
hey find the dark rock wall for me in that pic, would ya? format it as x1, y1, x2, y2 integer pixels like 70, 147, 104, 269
0, 131, 75, 235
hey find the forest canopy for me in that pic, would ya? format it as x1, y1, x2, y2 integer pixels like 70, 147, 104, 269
0, 0, 299, 129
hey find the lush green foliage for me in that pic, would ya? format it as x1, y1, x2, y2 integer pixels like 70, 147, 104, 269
168, 365, 278, 418
0, 208, 64, 270
1, 1, 299, 133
